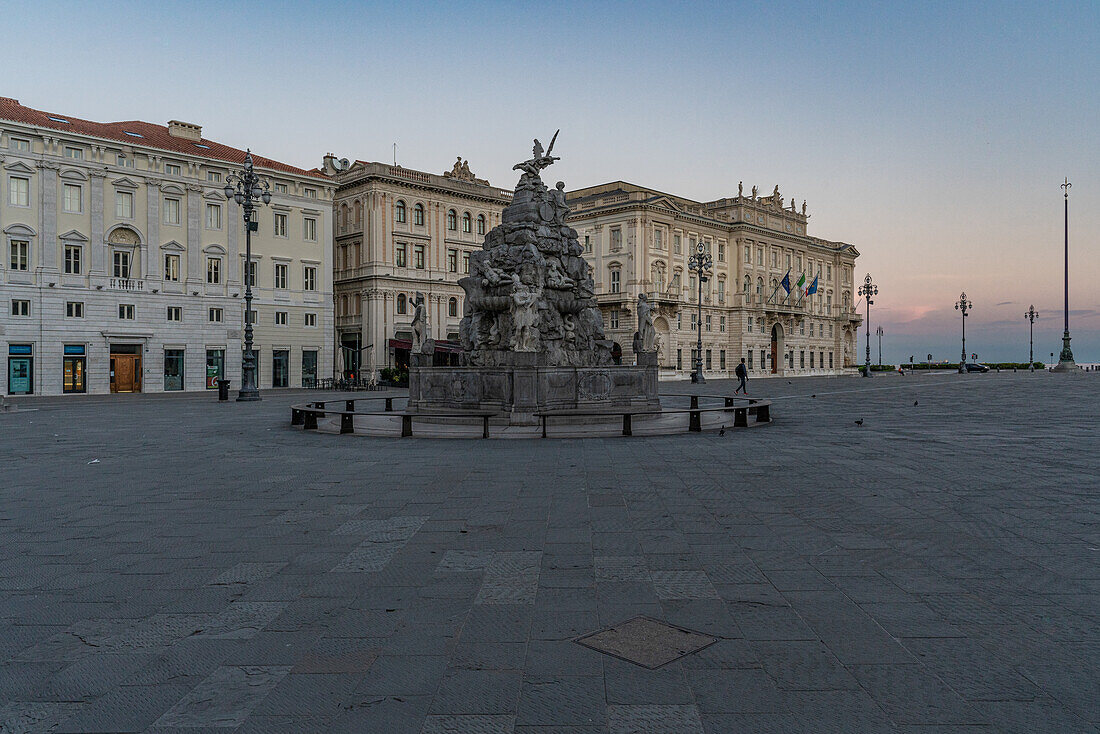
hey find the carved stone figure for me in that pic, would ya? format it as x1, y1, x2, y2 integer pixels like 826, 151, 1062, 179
411, 292, 430, 353
637, 293, 657, 352
458, 134, 611, 367
751, 185, 758, 198
802, 200, 807, 215
772, 184, 780, 199
738, 181, 743, 196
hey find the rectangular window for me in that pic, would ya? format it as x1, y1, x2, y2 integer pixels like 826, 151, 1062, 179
205, 203, 222, 229
11, 299, 30, 316
304, 313, 317, 327
304, 188, 317, 199
208, 307, 223, 322
302, 350, 318, 387
744, 245, 751, 263
64, 245, 82, 274
609, 309, 619, 329
119, 304, 135, 320
720, 316, 726, 332
63, 183, 82, 213
164, 253, 180, 281
9, 176, 29, 206
116, 190, 134, 218
677, 349, 683, 370
584, 235, 592, 253
706, 350, 712, 370
447, 248, 458, 273
705, 315, 712, 331
395, 243, 407, 267
654, 229, 663, 250
9, 137, 30, 151
164, 349, 184, 391
610, 229, 622, 251
829, 352, 834, 369
718, 242, 725, 261
414, 244, 425, 269
66, 301, 83, 318
757, 248, 763, 266
760, 350, 766, 370
691, 313, 697, 331
244, 261, 256, 287
673, 234, 681, 254
303, 266, 317, 291
112, 250, 131, 278
747, 316, 753, 331
166, 306, 182, 321
610, 270, 620, 294
275, 311, 288, 326
206, 257, 221, 284
64, 146, 83, 160
720, 350, 726, 370
274, 183, 287, 194
800, 351, 805, 368
163, 197, 181, 225
462, 252, 470, 274
272, 350, 289, 388
273, 212, 288, 237
747, 351, 753, 369
164, 163, 181, 176
274, 263, 288, 289
116, 153, 134, 168
810, 352, 815, 368
303, 217, 316, 241
207, 170, 222, 183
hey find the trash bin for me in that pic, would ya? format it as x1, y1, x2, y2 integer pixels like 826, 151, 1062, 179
217, 379, 230, 401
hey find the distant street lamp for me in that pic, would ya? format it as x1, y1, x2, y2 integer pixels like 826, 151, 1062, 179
875, 326, 884, 367
687, 242, 712, 384
858, 274, 877, 377
1025, 305, 1038, 371
955, 292, 972, 374
224, 150, 272, 402
1054, 178, 1076, 371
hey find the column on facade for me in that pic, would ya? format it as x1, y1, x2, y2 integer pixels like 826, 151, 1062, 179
89, 169, 106, 278
145, 179, 160, 280
185, 185, 202, 287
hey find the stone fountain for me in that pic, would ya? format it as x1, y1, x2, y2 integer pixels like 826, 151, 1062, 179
407, 134, 659, 425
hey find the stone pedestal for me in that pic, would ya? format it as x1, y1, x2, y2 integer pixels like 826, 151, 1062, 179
1052, 333, 1076, 373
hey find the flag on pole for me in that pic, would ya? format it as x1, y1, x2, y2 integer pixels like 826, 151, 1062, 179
807, 275, 819, 296
781, 271, 791, 294
796, 272, 806, 294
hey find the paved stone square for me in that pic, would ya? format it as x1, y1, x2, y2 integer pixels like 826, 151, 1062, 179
1, 372, 1098, 733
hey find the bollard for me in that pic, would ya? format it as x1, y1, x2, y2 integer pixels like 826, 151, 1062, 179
622, 413, 632, 437
217, 379, 230, 402
340, 412, 354, 434
689, 395, 701, 432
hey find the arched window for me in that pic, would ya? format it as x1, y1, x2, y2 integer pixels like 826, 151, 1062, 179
414, 203, 424, 226
395, 200, 407, 223
651, 263, 665, 292
447, 209, 457, 230
462, 212, 472, 233
354, 200, 362, 225
339, 295, 348, 316
340, 203, 349, 229
608, 266, 621, 294
717, 277, 726, 304
477, 214, 486, 235
771, 278, 778, 292
743, 275, 751, 294
448, 297, 458, 317
353, 293, 361, 314
396, 293, 407, 314
756, 277, 763, 296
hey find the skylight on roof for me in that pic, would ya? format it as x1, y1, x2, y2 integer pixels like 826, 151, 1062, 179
194, 143, 210, 149
124, 131, 143, 138
48, 116, 69, 123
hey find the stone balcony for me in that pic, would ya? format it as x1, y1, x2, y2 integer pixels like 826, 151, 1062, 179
109, 277, 144, 292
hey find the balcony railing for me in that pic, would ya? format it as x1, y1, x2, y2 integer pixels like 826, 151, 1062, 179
110, 277, 144, 292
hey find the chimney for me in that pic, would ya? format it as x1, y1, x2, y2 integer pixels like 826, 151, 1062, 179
167, 120, 202, 141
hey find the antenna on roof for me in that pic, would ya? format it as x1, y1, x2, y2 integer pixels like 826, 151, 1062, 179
393, 143, 397, 167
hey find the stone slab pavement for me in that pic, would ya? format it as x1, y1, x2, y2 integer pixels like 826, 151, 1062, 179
0, 371, 1098, 733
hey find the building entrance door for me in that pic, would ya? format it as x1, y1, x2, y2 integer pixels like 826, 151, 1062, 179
111, 353, 142, 393
770, 325, 779, 374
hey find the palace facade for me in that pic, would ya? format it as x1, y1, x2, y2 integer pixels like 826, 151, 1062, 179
327, 156, 510, 378
567, 182, 863, 377
0, 98, 333, 396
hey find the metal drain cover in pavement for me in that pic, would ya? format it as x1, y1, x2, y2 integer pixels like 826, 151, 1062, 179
575, 616, 717, 669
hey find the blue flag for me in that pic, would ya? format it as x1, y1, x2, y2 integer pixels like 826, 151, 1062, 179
807, 275, 819, 295
781, 271, 791, 294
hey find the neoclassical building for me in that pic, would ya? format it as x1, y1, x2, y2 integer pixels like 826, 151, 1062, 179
0, 98, 333, 396
327, 156, 511, 377
567, 181, 863, 377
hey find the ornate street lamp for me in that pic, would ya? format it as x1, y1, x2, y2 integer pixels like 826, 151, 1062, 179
687, 242, 712, 384
858, 274, 877, 377
1025, 305, 1038, 371
1053, 178, 1076, 371
955, 292, 972, 374
224, 150, 272, 401
875, 325, 884, 368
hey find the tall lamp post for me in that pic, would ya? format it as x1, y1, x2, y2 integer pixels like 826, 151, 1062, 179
687, 242, 712, 384
858, 274, 877, 377
875, 325, 884, 367
1025, 305, 1038, 371
224, 151, 272, 402
1053, 178, 1076, 372
955, 292, 972, 374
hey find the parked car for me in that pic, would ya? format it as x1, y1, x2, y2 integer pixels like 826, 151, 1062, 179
964, 363, 990, 373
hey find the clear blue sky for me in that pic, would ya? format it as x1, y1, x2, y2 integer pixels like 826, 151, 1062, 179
4, 0, 1097, 363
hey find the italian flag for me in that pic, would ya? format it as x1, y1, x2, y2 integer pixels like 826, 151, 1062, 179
796, 273, 806, 295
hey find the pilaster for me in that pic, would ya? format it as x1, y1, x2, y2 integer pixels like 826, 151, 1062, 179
89, 168, 107, 281
185, 184, 202, 288
145, 178, 160, 279
39, 160, 60, 279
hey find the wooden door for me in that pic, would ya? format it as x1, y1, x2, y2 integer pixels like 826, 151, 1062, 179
770, 341, 778, 374
112, 355, 137, 392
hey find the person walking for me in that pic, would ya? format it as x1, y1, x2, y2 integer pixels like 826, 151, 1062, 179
735, 358, 748, 394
